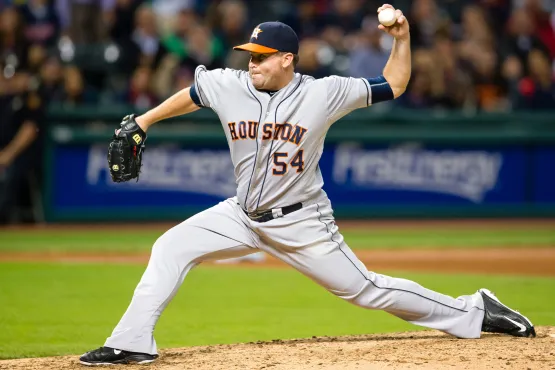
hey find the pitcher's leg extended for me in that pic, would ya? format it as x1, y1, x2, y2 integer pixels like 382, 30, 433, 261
104, 199, 259, 355
258, 202, 485, 339
311, 235, 486, 338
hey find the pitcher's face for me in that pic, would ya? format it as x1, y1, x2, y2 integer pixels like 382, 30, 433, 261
248, 52, 290, 90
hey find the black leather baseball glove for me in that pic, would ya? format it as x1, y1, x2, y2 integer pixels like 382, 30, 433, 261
107, 114, 147, 182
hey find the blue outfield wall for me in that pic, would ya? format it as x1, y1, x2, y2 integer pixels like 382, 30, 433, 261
43, 108, 555, 221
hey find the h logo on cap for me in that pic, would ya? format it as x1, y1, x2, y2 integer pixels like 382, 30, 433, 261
251, 26, 263, 39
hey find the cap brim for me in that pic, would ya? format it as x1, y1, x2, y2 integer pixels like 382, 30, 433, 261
233, 43, 279, 53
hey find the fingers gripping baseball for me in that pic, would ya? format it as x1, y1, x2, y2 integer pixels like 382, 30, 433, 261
377, 4, 409, 40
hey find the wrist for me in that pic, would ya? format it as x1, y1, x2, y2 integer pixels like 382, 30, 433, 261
395, 33, 410, 42
134, 115, 150, 132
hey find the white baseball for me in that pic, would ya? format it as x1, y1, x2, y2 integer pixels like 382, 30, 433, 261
378, 8, 397, 27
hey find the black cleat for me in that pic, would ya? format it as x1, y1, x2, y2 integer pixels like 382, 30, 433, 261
479, 288, 536, 338
80, 346, 158, 366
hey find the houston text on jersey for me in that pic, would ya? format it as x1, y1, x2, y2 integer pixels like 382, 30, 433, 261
227, 121, 307, 145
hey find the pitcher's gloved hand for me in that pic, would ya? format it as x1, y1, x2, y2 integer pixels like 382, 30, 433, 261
107, 114, 147, 182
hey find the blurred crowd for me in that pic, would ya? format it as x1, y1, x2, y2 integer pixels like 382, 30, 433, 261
0, 0, 554, 114
1, 0, 554, 223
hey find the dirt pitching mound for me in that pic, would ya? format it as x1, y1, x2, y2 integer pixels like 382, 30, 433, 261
1, 327, 554, 370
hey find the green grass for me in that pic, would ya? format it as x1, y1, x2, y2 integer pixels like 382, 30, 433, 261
0, 228, 553, 253
0, 263, 553, 359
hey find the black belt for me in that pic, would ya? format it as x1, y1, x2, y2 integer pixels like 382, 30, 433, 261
243, 202, 303, 223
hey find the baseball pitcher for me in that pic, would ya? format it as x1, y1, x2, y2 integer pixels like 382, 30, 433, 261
81, 5, 535, 366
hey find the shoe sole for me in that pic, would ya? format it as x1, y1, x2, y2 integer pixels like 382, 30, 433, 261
80, 359, 156, 366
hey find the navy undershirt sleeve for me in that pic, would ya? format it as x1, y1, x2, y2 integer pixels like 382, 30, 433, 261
366, 75, 394, 104
189, 84, 203, 107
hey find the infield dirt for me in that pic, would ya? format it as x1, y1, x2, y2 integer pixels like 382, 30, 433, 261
0, 327, 553, 370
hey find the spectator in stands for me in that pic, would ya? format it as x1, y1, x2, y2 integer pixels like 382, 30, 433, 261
1, 6, 29, 71
428, 33, 474, 109
55, 0, 116, 43
470, 48, 507, 111
109, 0, 142, 45
26, 43, 47, 76
295, 38, 332, 79
474, 0, 511, 36
323, 0, 364, 34
150, 53, 180, 99
19, 0, 60, 46
514, 48, 555, 110
457, 6, 506, 111
151, 0, 195, 37
39, 56, 64, 102
56, 65, 97, 106
523, 0, 555, 58
0, 68, 47, 224
396, 49, 433, 109
280, 0, 322, 39
160, 9, 201, 62
179, 23, 225, 73
501, 8, 550, 71
348, 16, 391, 78
210, 0, 249, 70
154, 21, 225, 98
151, 8, 200, 99
171, 66, 194, 94
163, 7, 199, 44
127, 66, 157, 110
211, 0, 248, 50
316, 0, 366, 55
0, 0, 550, 114
156, 24, 225, 87
130, 4, 168, 69
460, 5, 495, 48
409, 0, 449, 49
318, 0, 364, 54
398, 71, 434, 109
502, 54, 524, 110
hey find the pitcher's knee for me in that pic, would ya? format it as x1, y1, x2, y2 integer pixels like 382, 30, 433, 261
342, 291, 372, 309
330, 280, 375, 308
149, 221, 210, 270
151, 232, 173, 257
149, 225, 199, 270
151, 223, 190, 257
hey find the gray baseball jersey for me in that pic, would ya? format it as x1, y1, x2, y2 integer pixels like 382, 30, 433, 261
194, 65, 370, 212
103, 66, 488, 356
